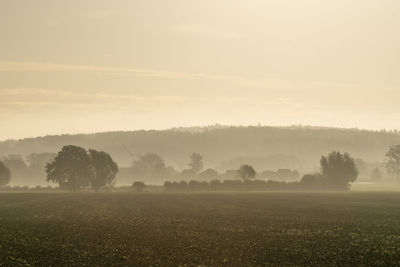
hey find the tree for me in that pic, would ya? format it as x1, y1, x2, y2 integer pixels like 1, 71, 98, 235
132, 181, 146, 192
385, 145, 400, 184
132, 153, 167, 181
46, 145, 94, 191
370, 167, 382, 182
89, 149, 118, 191
237, 164, 256, 182
320, 151, 358, 190
188, 153, 203, 173
0, 161, 11, 187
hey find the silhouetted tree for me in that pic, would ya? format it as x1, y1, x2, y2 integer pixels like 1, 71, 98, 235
132, 153, 167, 181
132, 181, 146, 192
370, 167, 382, 182
238, 165, 256, 182
188, 153, 203, 173
0, 161, 11, 187
320, 151, 358, 190
385, 145, 400, 184
46, 145, 94, 191
89, 149, 118, 191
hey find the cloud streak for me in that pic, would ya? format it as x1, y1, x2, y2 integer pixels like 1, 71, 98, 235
0, 87, 313, 114
0, 60, 371, 95
0, 60, 242, 82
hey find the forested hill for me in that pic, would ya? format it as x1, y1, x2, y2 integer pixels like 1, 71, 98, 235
1, 126, 399, 171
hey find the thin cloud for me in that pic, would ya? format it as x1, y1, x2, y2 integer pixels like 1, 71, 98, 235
0, 60, 241, 81
0, 61, 369, 94
0, 88, 312, 113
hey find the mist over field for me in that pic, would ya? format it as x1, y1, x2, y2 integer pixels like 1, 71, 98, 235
1, 125, 400, 186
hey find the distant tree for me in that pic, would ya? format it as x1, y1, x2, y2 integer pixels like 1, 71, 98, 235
132, 153, 167, 181
370, 167, 382, 181
198, 168, 219, 180
89, 149, 118, 191
188, 153, 203, 173
46, 145, 94, 191
132, 181, 146, 192
237, 165, 256, 182
0, 161, 11, 187
320, 151, 358, 190
385, 145, 400, 184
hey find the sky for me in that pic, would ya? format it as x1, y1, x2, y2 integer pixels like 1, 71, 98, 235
0, 0, 400, 140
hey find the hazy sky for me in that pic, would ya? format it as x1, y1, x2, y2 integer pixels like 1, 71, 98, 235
1, 0, 400, 140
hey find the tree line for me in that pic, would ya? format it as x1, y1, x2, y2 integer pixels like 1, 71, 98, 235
163, 151, 358, 192
2, 126, 400, 171
1, 144, 400, 191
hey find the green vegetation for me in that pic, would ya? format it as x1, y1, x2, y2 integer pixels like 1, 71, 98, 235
0, 192, 400, 266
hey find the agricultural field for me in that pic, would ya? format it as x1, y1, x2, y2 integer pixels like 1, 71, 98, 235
1, 192, 400, 266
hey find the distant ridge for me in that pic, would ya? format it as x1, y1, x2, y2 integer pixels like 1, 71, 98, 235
1, 125, 399, 171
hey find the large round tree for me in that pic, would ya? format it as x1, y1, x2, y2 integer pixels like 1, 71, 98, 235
89, 149, 118, 191
238, 164, 256, 182
46, 145, 94, 191
320, 151, 358, 190
0, 161, 11, 187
